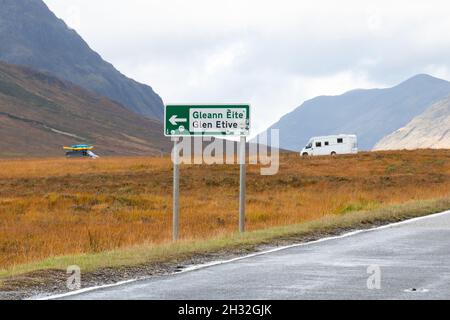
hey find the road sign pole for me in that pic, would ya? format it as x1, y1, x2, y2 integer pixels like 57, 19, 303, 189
239, 135, 246, 233
173, 141, 180, 241
165, 105, 251, 237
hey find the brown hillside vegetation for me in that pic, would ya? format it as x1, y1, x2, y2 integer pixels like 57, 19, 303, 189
1, 149, 450, 269
0, 61, 169, 157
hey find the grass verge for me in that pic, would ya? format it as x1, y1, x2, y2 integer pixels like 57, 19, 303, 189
1, 197, 450, 284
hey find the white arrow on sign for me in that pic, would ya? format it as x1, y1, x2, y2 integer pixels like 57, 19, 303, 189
169, 115, 187, 126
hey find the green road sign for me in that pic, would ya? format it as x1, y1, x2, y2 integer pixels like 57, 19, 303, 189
165, 104, 250, 137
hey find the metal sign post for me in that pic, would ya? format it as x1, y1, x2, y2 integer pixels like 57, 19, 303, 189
239, 135, 246, 233
165, 104, 250, 241
172, 141, 180, 241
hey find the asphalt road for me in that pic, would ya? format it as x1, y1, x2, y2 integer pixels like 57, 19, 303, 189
58, 211, 450, 300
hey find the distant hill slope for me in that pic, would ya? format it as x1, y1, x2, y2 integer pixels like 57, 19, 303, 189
0, 61, 169, 157
257, 74, 450, 151
0, 0, 164, 119
374, 96, 450, 150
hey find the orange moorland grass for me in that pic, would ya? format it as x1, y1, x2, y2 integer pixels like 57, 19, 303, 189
1, 149, 450, 271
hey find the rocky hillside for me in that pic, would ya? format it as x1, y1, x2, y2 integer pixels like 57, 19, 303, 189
0, 61, 169, 157
374, 96, 450, 150
0, 0, 164, 119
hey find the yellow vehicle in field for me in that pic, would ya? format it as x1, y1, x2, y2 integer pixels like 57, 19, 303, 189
63, 144, 99, 158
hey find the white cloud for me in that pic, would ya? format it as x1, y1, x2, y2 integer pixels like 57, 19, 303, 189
43, 0, 450, 136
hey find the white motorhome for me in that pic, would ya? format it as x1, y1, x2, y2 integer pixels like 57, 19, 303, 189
300, 134, 358, 156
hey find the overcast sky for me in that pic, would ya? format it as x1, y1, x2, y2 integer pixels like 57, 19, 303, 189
43, 0, 450, 136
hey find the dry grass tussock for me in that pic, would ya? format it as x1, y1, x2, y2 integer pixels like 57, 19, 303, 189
1, 149, 450, 270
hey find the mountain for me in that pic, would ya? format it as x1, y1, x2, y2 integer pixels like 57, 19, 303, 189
257, 74, 450, 151
0, 61, 169, 157
374, 96, 450, 150
0, 0, 164, 119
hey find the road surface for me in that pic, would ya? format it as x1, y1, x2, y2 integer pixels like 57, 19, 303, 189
58, 211, 450, 299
